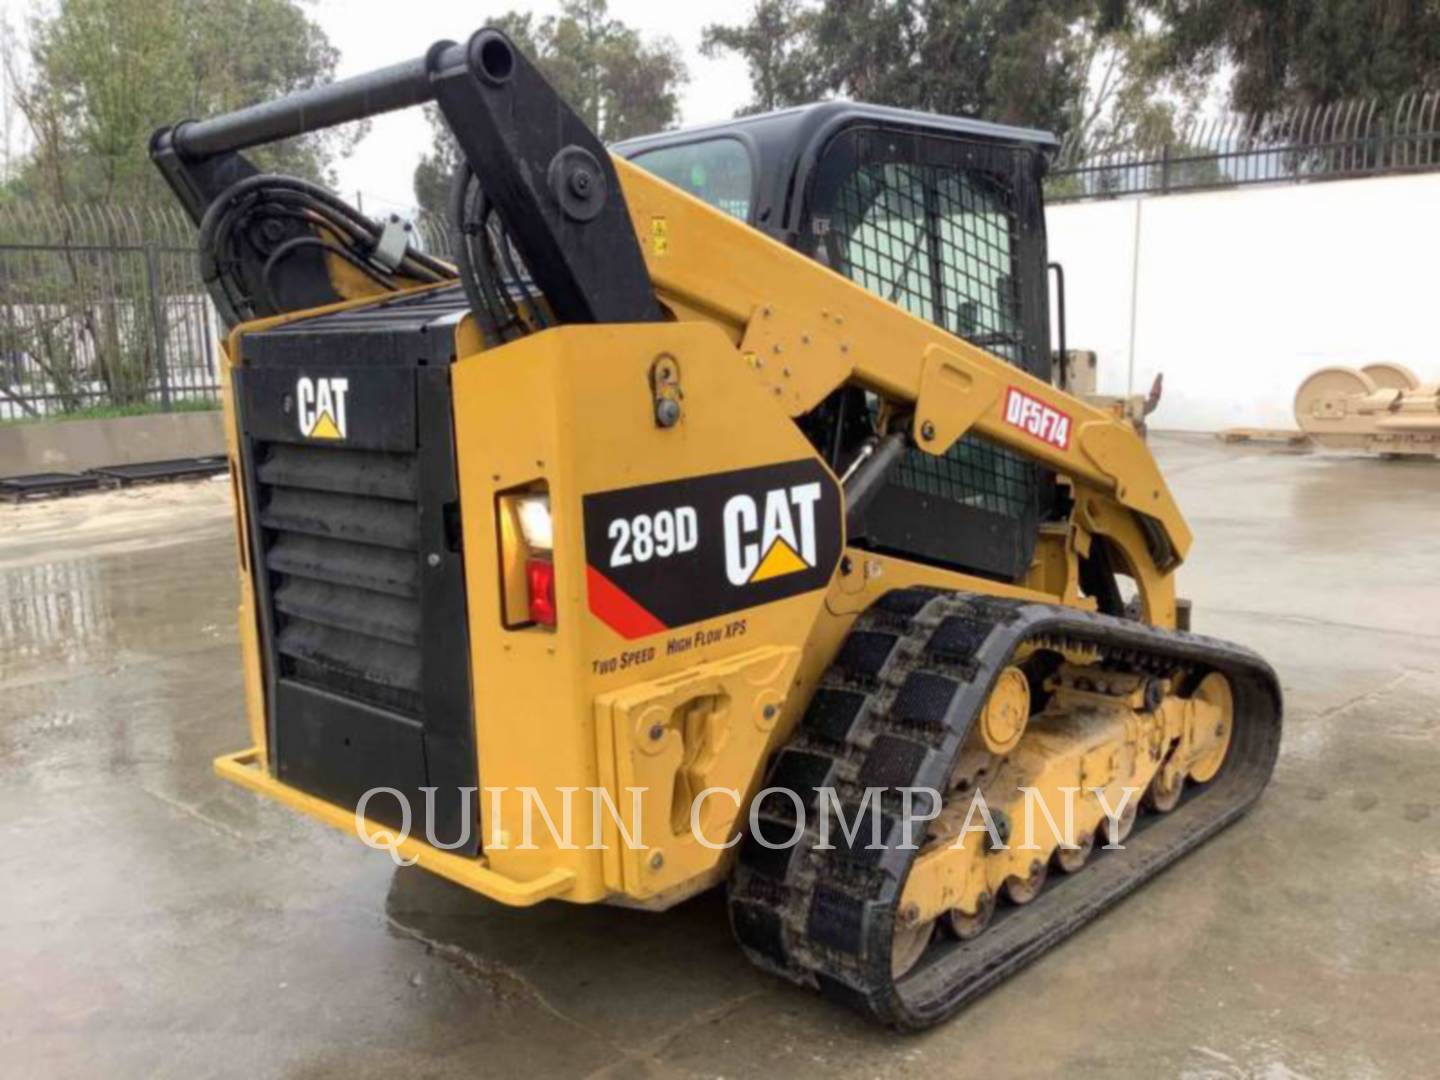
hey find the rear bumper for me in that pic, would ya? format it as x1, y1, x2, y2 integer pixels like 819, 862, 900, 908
214, 747, 576, 907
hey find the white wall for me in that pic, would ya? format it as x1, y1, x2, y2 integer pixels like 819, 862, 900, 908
1045, 172, 1440, 431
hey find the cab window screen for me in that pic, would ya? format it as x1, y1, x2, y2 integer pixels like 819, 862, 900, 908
829, 163, 1022, 360
631, 138, 752, 221
808, 127, 1049, 581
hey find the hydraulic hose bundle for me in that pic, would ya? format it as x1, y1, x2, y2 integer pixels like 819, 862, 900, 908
448, 165, 548, 346
195, 174, 454, 326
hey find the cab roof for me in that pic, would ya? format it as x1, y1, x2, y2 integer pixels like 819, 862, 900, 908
612, 100, 1058, 238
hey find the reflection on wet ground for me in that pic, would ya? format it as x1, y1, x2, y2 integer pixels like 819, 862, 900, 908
2, 439, 1438, 1078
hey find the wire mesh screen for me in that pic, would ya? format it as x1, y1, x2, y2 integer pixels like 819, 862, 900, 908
891, 431, 1036, 520
818, 145, 1043, 564
828, 163, 1023, 361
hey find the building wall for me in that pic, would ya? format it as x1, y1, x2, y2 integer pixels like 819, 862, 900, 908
1045, 172, 1440, 431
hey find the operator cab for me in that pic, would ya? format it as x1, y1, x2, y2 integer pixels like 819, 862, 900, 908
616, 104, 1060, 583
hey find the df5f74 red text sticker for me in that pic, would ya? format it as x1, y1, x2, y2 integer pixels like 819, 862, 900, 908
1003, 387, 1072, 450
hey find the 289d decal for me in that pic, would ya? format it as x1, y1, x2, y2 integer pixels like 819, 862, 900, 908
583, 460, 843, 640
607, 506, 699, 567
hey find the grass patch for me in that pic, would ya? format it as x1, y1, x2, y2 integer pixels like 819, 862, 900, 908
1, 399, 220, 426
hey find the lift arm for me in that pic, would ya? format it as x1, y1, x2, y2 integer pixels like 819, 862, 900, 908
615, 159, 1192, 567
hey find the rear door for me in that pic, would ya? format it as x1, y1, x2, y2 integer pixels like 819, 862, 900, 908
233, 292, 479, 852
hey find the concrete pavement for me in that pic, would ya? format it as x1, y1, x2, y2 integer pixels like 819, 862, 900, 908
2, 436, 1437, 1078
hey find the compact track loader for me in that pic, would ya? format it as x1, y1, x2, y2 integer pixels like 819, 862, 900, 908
152, 28, 1281, 1028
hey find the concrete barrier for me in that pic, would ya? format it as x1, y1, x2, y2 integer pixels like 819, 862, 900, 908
0, 410, 225, 479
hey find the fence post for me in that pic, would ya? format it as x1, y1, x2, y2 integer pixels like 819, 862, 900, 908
1160, 144, 1172, 193
142, 243, 173, 411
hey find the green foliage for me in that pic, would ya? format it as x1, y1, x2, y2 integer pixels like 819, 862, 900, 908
1148, 0, 1440, 114
0, 398, 218, 426
700, 0, 821, 114
703, 0, 1440, 160
698, 0, 1205, 160
1063, 7, 1210, 161
3, 0, 352, 207
0, 0, 349, 419
701, 1, 1115, 136
412, 0, 689, 218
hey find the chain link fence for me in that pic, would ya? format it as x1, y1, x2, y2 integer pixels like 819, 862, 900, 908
411, 211, 453, 262
1050, 91, 1440, 200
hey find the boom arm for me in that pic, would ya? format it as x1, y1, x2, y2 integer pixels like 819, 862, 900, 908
613, 157, 1193, 569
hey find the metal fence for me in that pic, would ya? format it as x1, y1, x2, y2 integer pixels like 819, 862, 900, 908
412, 211, 454, 261
1049, 91, 1440, 200
0, 203, 222, 422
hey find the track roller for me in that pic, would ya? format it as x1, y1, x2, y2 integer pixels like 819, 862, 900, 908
727, 589, 1282, 1030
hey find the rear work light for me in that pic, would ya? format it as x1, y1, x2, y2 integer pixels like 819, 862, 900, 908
515, 494, 554, 551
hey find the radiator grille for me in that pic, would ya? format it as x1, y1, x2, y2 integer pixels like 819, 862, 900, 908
255, 441, 424, 718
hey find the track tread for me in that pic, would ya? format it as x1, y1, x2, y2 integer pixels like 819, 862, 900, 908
727, 589, 1282, 1029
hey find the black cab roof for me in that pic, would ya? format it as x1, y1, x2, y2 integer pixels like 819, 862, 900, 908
613, 101, 1058, 240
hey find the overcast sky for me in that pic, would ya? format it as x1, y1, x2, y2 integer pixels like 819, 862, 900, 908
311, 0, 755, 216
0, 0, 754, 213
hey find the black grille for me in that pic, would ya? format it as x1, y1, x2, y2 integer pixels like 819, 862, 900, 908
235, 294, 477, 852
255, 440, 424, 717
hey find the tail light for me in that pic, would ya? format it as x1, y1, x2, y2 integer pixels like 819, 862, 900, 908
525, 556, 557, 627
498, 488, 557, 630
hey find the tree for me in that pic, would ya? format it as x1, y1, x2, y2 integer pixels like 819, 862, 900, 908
0, 0, 352, 414
700, 0, 821, 114
703, 1, 1202, 169
1147, 0, 1440, 114
413, 0, 689, 218
701, 1, 1137, 136
0, 42, 16, 190
2, 0, 353, 209
1061, 5, 1210, 161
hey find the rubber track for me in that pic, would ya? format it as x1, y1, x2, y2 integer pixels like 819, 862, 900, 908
727, 588, 1283, 1029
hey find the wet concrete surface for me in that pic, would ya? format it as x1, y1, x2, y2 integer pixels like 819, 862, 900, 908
1, 437, 1437, 1079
